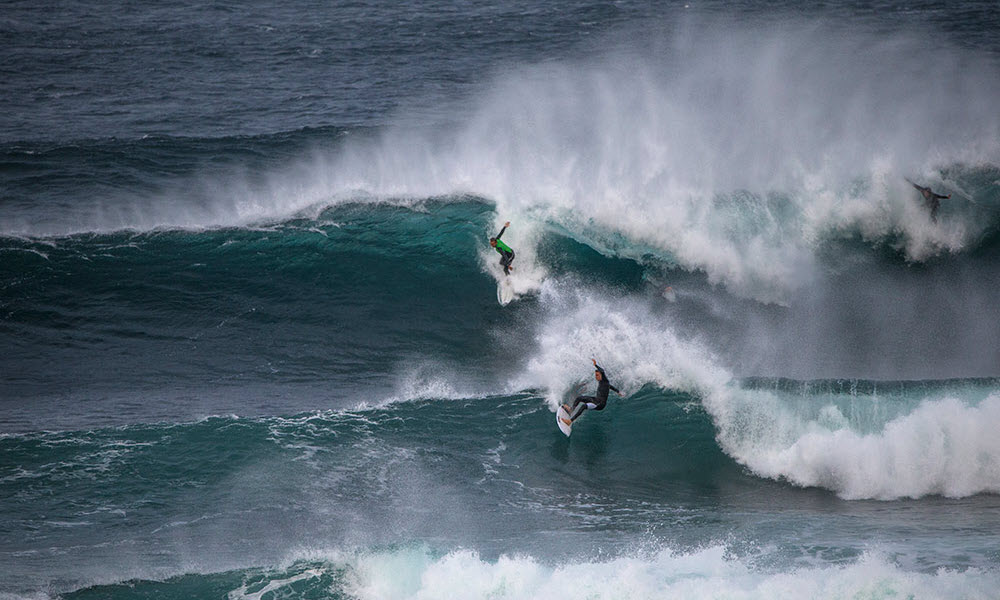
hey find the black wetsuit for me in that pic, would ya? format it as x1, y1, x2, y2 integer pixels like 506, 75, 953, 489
493, 224, 515, 275
909, 181, 949, 221
570, 364, 619, 421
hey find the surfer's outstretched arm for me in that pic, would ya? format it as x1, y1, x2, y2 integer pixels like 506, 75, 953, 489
592, 359, 622, 394
592, 360, 609, 378
906, 178, 950, 199
495, 221, 510, 240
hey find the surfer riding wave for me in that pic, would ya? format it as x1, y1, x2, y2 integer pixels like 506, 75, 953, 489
562, 358, 624, 424
489, 221, 515, 275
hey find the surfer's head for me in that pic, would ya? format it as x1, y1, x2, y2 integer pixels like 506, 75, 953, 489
594, 370, 602, 380
489, 237, 497, 247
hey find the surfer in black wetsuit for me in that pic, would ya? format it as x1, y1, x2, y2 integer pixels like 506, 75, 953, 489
489, 221, 515, 275
561, 358, 623, 424
906, 179, 951, 221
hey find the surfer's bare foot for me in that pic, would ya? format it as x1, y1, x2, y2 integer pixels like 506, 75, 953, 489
560, 418, 572, 426
561, 404, 571, 413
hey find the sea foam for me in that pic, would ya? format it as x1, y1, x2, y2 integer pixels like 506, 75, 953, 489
714, 389, 1000, 500
333, 545, 995, 600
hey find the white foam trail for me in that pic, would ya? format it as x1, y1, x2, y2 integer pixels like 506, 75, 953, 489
228, 569, 322, 600
518, 283, 730, 409
382, 365, 484, 406
340, 545, 996, 600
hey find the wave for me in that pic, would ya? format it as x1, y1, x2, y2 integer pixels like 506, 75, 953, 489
4, 195, 1000, 414
0, 201, 518, 423
0, 127, 363, 237
720, 381, 1000, 500
516, 284, 1000, 499
4, 379, 1000, 596
4, 19, 1000, 303
49, 545, 998, 600
4, 377, 999, 507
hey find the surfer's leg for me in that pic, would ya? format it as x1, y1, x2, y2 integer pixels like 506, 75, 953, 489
570, 396, 595, 421
500, 251, 514, 275
572, 404, 599, 421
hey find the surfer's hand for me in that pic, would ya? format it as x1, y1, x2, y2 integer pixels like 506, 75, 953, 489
504, 221, 510, 227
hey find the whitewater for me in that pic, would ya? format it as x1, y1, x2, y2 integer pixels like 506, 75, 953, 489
3, 2, 1000, 599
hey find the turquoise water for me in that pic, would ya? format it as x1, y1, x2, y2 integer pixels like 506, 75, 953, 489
3, 1, 1000, 598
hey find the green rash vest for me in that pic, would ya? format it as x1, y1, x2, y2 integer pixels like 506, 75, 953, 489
494, 239, 512, 254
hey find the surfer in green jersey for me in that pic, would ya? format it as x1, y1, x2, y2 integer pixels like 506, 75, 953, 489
906, 178, 951, 221
489, 221, 515, 275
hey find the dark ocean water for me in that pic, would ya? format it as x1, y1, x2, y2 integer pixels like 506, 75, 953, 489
3, 1, 1000, 599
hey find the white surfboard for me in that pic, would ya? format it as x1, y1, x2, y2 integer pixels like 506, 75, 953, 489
556, 405, 573, 437
497, 278, 514, 306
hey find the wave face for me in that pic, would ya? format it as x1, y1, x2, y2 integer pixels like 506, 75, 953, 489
3, 1, 1000, 598
0, 202, 509, 427
4, 200, 999, 419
